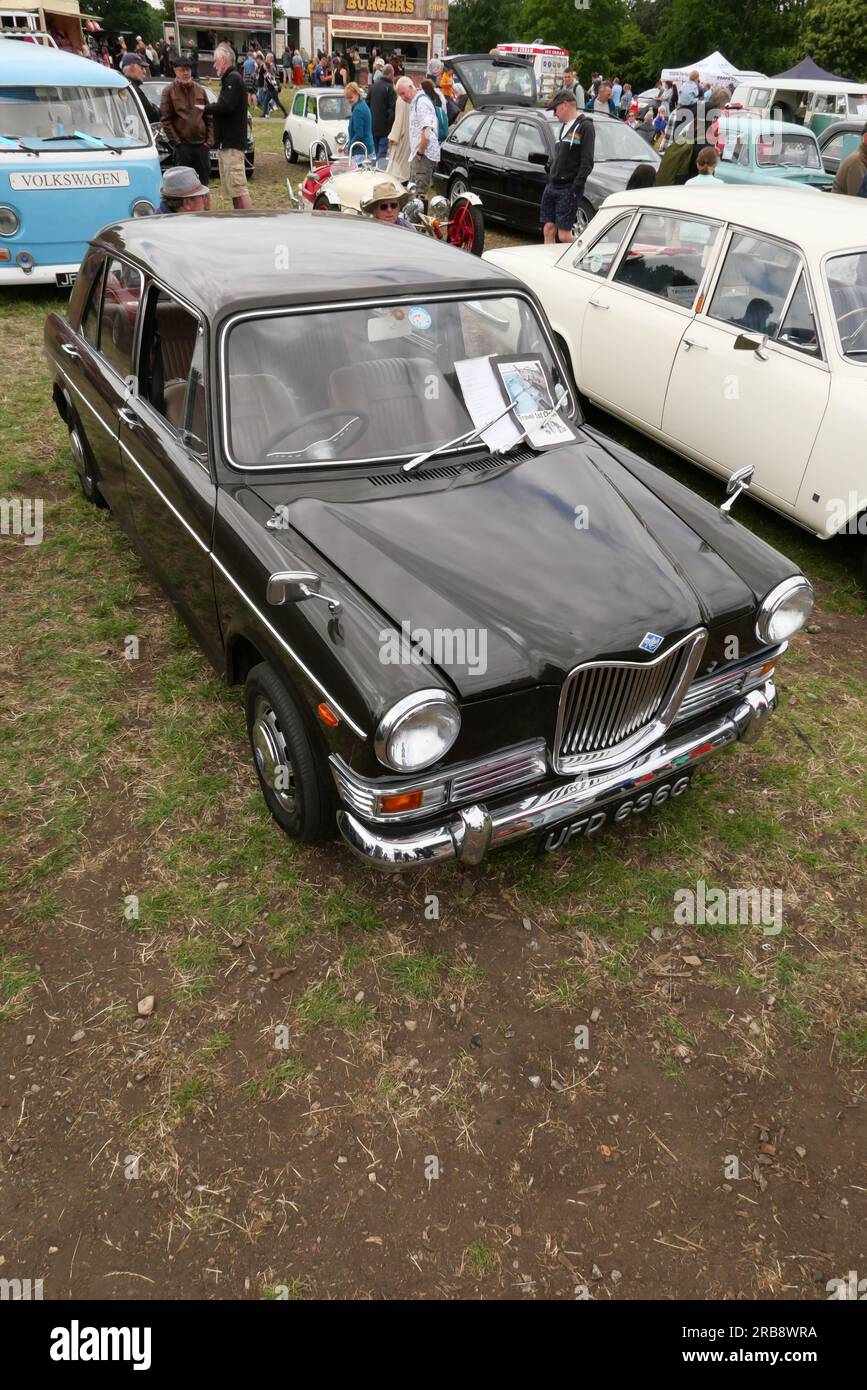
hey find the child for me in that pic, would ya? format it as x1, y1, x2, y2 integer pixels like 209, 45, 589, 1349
686, 145, 720, 184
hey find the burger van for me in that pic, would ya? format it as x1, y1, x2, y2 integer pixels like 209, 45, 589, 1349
0, 38, 160, 288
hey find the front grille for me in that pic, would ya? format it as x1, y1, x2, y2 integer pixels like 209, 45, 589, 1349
555, 629, 707, 772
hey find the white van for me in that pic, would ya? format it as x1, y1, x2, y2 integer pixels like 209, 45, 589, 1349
731, 77, 867, 129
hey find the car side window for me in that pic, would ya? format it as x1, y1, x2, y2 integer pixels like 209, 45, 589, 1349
612, 211, 718, 307
511, 121, 547, 162
707, 232, 801, 339
98, 258, 143, 380
80, 259, 104, 348
572, 214, 632, 278
292, 92, 304, 116
477, 117, 513, 156
138, 286, 204, 448
305, 96, 317, 119
448, 111, 486, 147
821, 133, 845, 163
776, 272, 820, 357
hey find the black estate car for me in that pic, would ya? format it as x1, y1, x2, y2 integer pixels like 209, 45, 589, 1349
45, 213, 814, 870
141, 78, 255, 179
434, 54, 660, 233
815, 119, 865, 175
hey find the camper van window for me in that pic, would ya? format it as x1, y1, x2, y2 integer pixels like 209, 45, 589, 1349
0, 85, 150, 148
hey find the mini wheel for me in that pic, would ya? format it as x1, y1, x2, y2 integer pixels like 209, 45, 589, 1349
283, 131, 297, 164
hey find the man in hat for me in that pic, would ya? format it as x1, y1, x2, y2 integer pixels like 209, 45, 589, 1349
541, 87, 595, 244
158, 165, 209, 214
360, 177, 414, 229
160, 52, 212, 190
120, 51, 161, 124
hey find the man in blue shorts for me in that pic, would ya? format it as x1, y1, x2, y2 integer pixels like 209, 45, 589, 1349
541, 89, 595, 244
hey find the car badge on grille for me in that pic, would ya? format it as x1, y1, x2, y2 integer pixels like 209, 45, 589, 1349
638, 632, 664, 654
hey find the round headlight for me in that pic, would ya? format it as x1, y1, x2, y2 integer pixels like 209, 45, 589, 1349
131, 199, 155, 218
755, 576, 814, 644
0, 206, 20, 237
375, 690, 461, 772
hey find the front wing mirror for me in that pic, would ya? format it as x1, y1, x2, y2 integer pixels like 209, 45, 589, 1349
267, 569, 342, 616
720, 464, 755, 516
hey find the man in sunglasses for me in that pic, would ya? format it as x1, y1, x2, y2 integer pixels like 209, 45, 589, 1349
360, 178, 414, 228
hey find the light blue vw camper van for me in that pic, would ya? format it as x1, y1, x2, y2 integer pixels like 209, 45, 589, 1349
0, 39, 161, 288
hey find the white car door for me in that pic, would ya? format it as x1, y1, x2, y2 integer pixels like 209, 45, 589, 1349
577, 208, 724, 430
553, 210, 635, 369
662, 230, 830, 508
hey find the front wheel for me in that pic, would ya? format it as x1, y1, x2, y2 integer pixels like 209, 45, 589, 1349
244, 663, 334, 842
283, 131, 297, 163
313, 192, 333, 212
447, 196, 484, 255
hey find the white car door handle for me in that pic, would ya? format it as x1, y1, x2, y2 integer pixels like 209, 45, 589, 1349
588, 297, 609, 310
682, 338, 707, 351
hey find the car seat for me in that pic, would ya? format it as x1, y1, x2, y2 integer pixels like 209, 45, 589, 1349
328, 356, 462, 455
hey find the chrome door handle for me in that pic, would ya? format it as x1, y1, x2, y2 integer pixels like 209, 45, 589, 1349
588, 297, 609, 310
682, 338, 707, 351
61, 342, 79, 358
117, 406, 141, 429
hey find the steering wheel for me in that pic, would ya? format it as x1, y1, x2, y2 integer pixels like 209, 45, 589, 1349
262, 408, 369, 459
837, 304, 867, 349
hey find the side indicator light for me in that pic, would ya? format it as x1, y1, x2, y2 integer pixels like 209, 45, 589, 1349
380, 789, 423, 814
317, 703, 339, 728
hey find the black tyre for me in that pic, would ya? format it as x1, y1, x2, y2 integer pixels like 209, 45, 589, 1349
313, 193, 332, 212
283, 131, 297, 163
69, 416, 107, 508
244, 662, 334, 842
575, 197, 595, 234
448, 174, 469, 199
447, 196, 484, 255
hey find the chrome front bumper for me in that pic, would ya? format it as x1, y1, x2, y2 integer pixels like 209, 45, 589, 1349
336, 682, 776, 872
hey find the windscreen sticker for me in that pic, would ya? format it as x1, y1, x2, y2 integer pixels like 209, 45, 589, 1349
407, 305, 432, 330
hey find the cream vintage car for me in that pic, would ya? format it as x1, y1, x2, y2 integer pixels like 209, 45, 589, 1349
485, 185, 867, 584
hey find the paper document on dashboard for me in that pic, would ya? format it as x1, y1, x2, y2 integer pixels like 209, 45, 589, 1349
455, 356, 523, 452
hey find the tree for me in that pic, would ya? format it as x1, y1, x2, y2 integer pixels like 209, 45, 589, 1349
97, 0, 164, 43
799, 0, 867, 79
520, 0, 629, 80
650, 0, 810, 81
447, 0, 522, 55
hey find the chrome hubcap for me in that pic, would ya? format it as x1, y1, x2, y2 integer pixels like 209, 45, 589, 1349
452, 179, 467, 197
69, 427, 85, 473
251, 696, 296, 811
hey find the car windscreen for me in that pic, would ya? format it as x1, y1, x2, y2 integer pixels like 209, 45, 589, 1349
826, 252, 867, 360
317, 95, 348, 121
0, 84, 151, 149
755, 132, 821, 168
592, 118, 660, 162
224, 295, 571, 468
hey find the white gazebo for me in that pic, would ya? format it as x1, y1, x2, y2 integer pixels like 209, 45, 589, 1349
660, 50, 766, 90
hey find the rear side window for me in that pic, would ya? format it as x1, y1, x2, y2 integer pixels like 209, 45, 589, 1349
613, 211, 719, 306
138, 287, 203, 440
449, 110, 486, 146
511, 120, 547, 162
98, 258, 143, 379
477, 117, 513, 156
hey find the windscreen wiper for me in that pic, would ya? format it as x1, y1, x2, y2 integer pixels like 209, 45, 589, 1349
402, 397, 519, 474
0, 134, 26, 150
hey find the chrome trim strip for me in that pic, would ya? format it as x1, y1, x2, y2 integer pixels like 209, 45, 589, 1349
118, 434, 210, 554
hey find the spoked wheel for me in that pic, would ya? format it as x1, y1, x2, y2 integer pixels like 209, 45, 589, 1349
244, 663, 333, 842
447, 196, 484, 255
313, 193, 332, 212
69, 419, 106, 508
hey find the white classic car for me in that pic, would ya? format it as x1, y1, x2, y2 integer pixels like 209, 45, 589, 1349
282, 87, 349, 164
485, 186, 867, 583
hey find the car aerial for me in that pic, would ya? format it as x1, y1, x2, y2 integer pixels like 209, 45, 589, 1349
44, 212, 815, 870
710, 113, 833, 189
815, 119, 866, 175
434, 53, 659, 233
484, 184, 867, 584
282, 86, 349, 164
140, 77, 255, 178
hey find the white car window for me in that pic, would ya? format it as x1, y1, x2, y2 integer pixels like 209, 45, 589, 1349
612, 211, 718, 307
776, 272, 821, 358
571, 214, 632, 278
826, 252, 867, 361
708, 232, 801, 338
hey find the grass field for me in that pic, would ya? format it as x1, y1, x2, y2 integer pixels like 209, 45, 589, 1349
0, 112, 865, 1300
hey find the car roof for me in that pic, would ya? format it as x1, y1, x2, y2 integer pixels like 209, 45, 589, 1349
602, 185, 867, 253
719, 113, 820, 138
0, 36, 127, 88
817, 120, 864, 140
92, 211, 512, 319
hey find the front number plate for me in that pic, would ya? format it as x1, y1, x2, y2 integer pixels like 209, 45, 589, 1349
539, 774, 692, 854
55, 272, 77, 288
